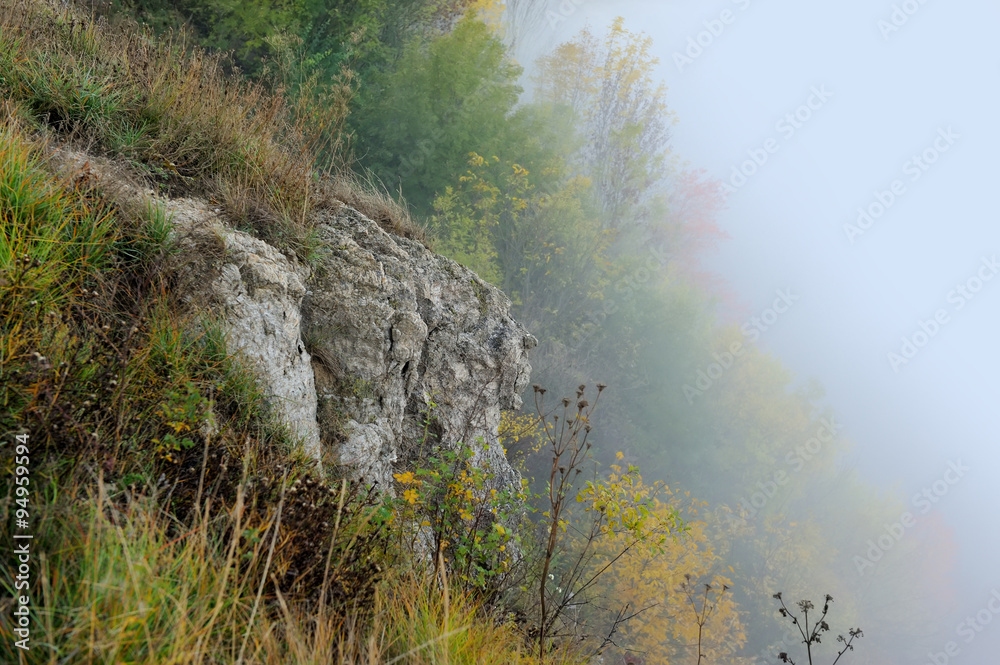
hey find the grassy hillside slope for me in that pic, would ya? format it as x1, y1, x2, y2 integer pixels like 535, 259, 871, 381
0, 1, 582, 662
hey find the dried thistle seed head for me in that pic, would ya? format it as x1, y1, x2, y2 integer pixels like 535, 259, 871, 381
597, 383, 607, 392
577, 400, 588, 409
561, 398, 571, 408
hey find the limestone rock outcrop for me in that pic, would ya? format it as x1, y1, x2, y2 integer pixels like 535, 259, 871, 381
302, 206, 537, 492
49, 148, 533, 496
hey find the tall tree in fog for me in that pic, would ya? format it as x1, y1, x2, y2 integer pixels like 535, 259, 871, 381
534, 17, 674, 227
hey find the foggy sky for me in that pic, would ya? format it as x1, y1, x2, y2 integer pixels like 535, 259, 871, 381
522, 1, 1000, 662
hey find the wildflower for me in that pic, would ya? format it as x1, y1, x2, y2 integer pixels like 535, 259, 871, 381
394, 471, 417, 485
403, 488, 419, 505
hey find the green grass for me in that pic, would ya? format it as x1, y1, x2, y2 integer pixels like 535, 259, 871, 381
0, 122, 114, 310
0, 470, 583, 664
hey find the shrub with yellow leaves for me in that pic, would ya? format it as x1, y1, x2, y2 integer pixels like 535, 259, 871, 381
391, 439, 526, 596
524, 383, 692, 662
499, 409, 547, 468
582, 493, 747, 665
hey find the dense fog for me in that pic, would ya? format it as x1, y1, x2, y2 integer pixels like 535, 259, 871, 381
520, 1, 1000, 662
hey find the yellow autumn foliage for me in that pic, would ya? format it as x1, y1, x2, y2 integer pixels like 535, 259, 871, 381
584, 491, 747, 664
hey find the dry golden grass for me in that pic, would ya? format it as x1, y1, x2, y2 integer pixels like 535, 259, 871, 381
0, 466, 583, 664
321, 167, 428, 245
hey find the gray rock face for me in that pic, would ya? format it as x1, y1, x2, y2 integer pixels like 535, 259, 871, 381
302, 206, 536, 492
164, 198, 534, 496
165, 200, 322, 460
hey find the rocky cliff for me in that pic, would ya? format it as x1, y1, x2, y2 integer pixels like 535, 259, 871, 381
60, 151, 535, 494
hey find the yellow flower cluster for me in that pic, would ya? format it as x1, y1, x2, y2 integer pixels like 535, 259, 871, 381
394, 471, 417, 485
394, 471, 421, 505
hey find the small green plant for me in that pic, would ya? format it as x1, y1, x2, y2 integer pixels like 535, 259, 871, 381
392, 438, 525, 594
114, 200, 175, 267
773, 593, 863, 665
151, 381, 214, 463
349, 376, 375, 400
